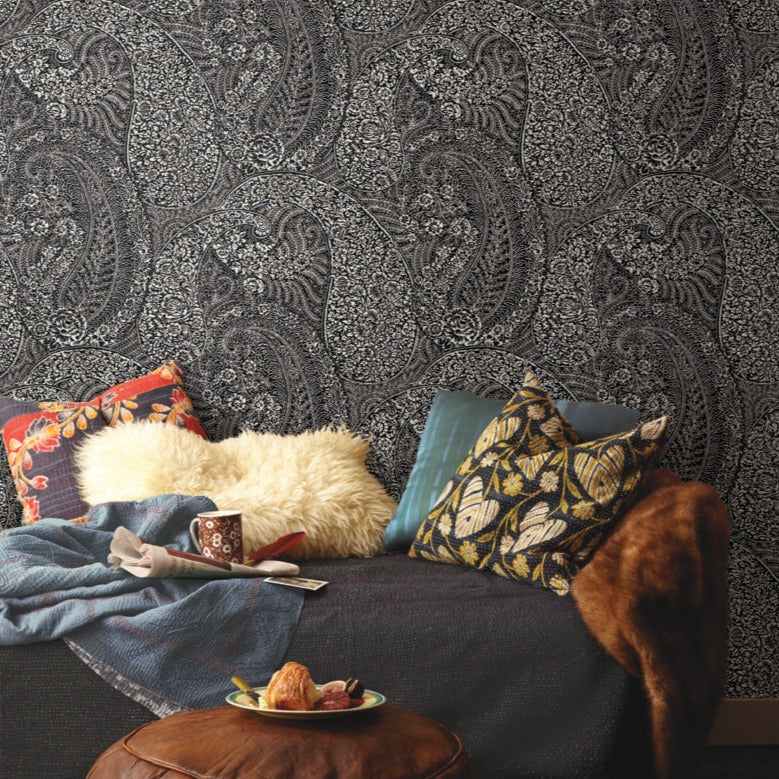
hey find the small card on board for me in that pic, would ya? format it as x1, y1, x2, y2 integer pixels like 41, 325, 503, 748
265, 576, 328, 591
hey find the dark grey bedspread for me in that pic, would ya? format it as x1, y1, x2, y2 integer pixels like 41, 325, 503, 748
0, 554, 651, 778
286, 555, 652, 778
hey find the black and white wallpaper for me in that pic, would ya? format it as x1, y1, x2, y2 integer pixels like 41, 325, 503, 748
0, 0, 776, 697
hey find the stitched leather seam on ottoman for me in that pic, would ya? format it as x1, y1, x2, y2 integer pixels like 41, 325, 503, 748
87, 703, 473, 778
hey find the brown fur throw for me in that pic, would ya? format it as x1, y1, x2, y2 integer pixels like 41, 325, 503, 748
572, 468, 731, 779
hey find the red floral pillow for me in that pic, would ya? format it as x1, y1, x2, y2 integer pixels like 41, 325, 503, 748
0, 361, 206, 524
100, 361, 206, 437
0, 399, 104, 524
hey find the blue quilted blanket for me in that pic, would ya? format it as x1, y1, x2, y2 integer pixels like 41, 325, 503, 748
0, 494, 304, 714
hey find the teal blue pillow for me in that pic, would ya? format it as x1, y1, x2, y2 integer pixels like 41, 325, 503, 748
382, 389, 639, 551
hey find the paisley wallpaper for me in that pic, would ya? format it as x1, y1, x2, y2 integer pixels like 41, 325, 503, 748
0, 0, 776, 697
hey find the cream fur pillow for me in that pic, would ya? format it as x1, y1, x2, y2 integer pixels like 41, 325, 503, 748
75, 421, 396, 560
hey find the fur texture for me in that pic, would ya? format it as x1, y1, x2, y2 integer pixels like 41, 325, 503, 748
572, 468, 731, 779
76, 421, 397, 560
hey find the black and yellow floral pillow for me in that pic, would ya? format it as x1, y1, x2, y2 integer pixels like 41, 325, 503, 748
410, 376, 669, 596
409, 370, 583, 576
463, 371, 581, 462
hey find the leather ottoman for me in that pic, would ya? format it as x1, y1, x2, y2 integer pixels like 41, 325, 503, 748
87, 702, 472, 778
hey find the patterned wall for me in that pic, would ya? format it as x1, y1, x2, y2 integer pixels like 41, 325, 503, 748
0, 0, 776, 697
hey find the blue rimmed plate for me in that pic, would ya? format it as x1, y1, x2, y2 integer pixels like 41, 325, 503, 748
226, 686, 386, 719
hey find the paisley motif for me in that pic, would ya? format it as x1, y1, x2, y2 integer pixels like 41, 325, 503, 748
731, 56, 779, 192
0, 128, 152, 349
222, 174, 419, 383
138, 209, 272, 366
574, 0, 743, 172
397, 132, 545, 347
535, 192, 730, 370
538, 231, 741, 494
534, 187, 743, 494
420, 0, 615, 206
0, 33, 73, 176
11, 28, 133, 148
336, 35, 469, 191
618, 174, 779, 384
534, 214, 641, 369
185, 301, 344, 440
597, 311, 742, 496
27, 0, 220, 207
191, 0, 347, 173
137, 206, 344, 438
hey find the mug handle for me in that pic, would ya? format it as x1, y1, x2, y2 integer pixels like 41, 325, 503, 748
189, 518, 201, 553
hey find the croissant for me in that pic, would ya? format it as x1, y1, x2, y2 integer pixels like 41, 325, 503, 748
265, 662, 322, 710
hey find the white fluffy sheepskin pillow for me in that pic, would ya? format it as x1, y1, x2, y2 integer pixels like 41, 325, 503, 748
75, 421, 396, 560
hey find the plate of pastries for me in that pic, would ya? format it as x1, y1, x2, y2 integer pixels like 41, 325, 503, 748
226, 661, 386, 718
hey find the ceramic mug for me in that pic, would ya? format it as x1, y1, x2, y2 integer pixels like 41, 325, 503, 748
189, 510, 243, 564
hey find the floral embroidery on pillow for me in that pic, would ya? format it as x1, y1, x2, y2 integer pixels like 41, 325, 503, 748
2, 401, 104, 524
410, 373, 669, 595
100, 361, 206, 436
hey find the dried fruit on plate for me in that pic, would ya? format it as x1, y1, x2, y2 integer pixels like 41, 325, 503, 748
320, 680, 346, 695
316, 677, 366, 709
345, 678, 365, 698
315, 689, 352, 710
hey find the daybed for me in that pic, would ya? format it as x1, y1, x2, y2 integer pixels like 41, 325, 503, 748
0, 0, 751, 775
0, 366, 730, 779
